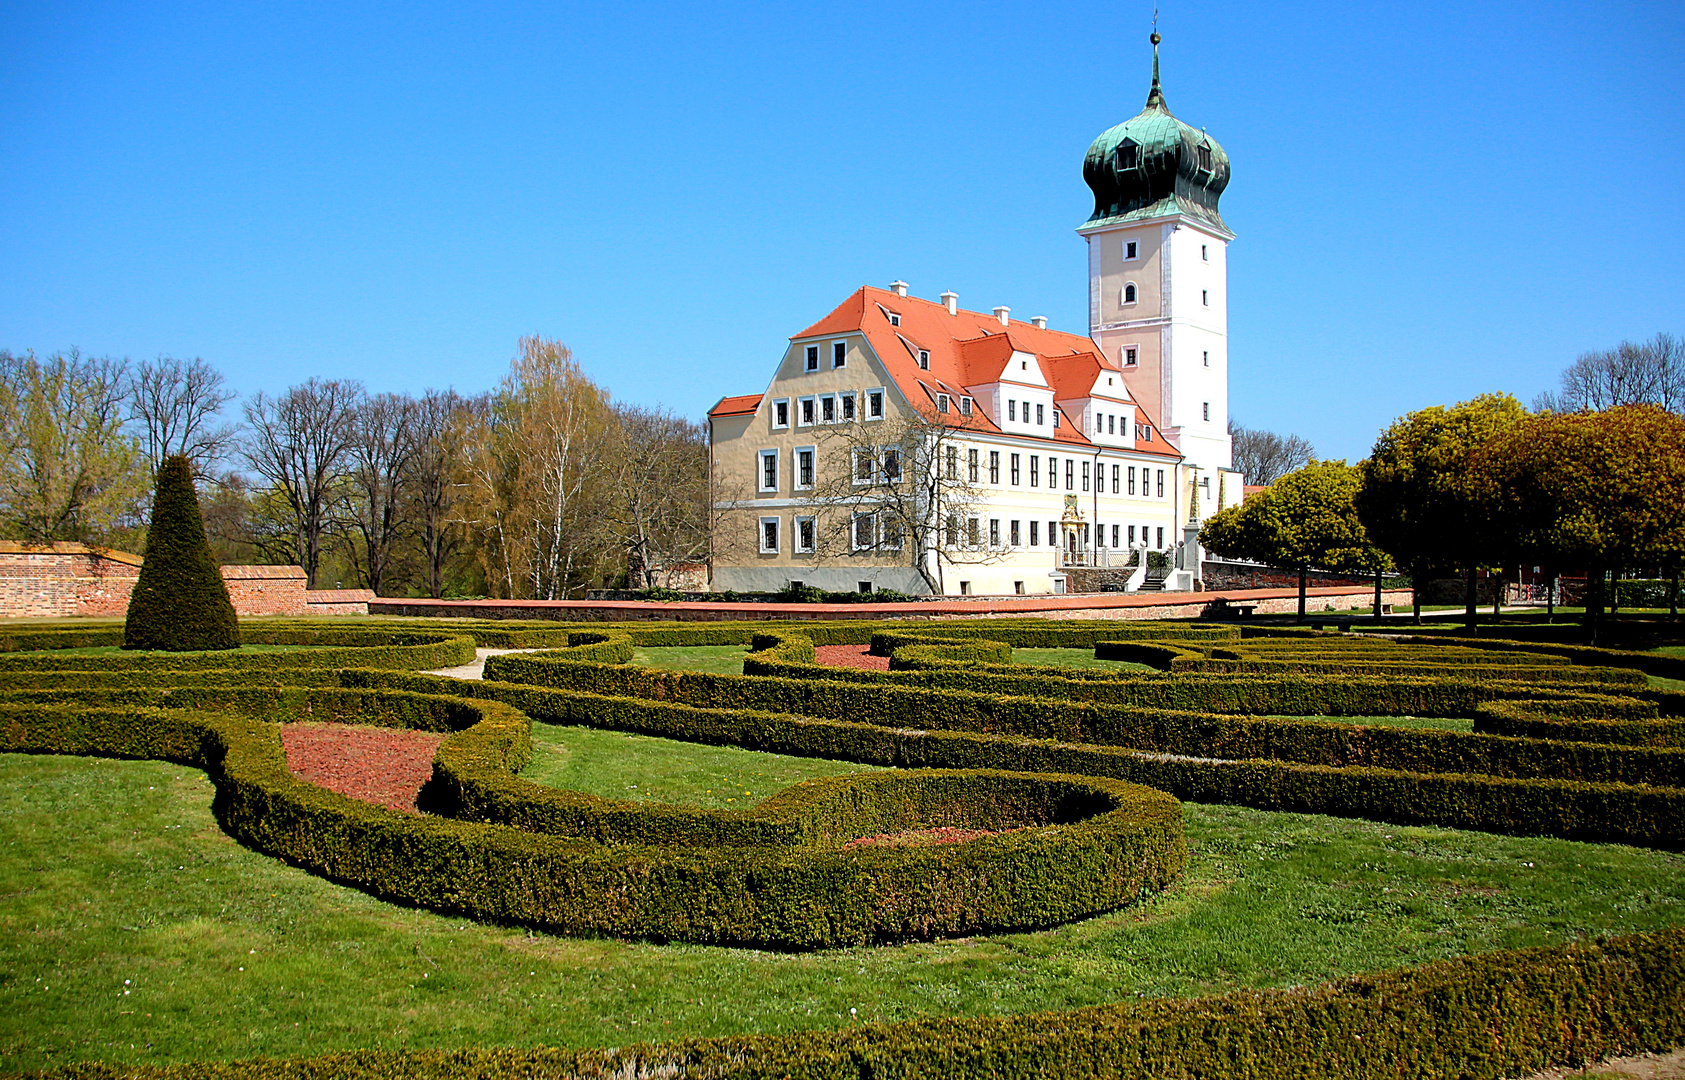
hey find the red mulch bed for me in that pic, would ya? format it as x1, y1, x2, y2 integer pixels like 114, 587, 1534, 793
814, 644, 890, 671
280, 723, 445, 815
842, 826, 1014, 850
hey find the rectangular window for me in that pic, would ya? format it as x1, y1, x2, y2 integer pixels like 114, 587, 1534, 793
841, 392, 856, 421
773, 399, 789, 429
1202, 290, 1209, 306
1081, 461, 1090, 492
959, 397, 973, 416
1111, 524, 1119, 547
1111, 464, 1120, 493
866, 389, 884, 419
1156, 526, 1164, 548
1203, 350, 1209, 368
968, 448, 979, 483
799, 397, 815, 426
945, 445, 958, 480
853, 513, 875, 550
760, 517, 779, 553
1125, 240, 1138, 259
967, 517, 980, 547
1156, 469, 1165, 498
1052, 408, 1060, 429
796, 447, 814, 489
888, 312, 900, 326
882, 516, 903, 549
1008, 399, 1016, 422
832, 341, 847, 368
1029, 455, 1039, 487
1096, 521, 1105, 547
821, 394, 836, 423
759, 450, 778, 492
1128, 525, 1136, 545
1010, 519, 1021, 546
1201, 243, 1209, 261
1030, 520, 1041, 546
796, 516, 816, 553
1010, 453, 1021, 485
882, 448, 901, 482
989, 451, 1000, 484
1108, 414, 1115, 435
854, 448, 874, 484
917, 349, 930, 370
989, 519, 1000, 547
1203, 401, 1210, 421
945, 513, 960, 547
805, 345, 819, 372
1036, 403, 1045, 426
1049, 520, 1058, 547
937, 393, 950, 414
1125, 347, 1137, 366
1065, 459, 1074, 490
1128, 466, 1137, 495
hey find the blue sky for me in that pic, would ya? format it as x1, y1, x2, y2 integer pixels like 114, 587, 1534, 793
2, 1, 1681, 462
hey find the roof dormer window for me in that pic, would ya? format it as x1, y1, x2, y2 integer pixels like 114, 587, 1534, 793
1198, 144, 1212, 172
1116, 141, 1138, 170
918, 349, 930, 370
936, 393, 950, 414
889, 313, 901, 326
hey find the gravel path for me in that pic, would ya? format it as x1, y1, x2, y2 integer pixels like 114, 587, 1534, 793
424, 647, 538, 680
814, 644, 890, 671
280, 722, 444, 814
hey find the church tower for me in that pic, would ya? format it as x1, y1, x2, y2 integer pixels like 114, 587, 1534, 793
1079, 31, 1233, 492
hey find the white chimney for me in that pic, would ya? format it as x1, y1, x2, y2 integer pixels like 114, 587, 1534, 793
1031, 315, 1048, 330
889, 280, 909, 298
941, 290, 958, 316
993, 306, 1011, 326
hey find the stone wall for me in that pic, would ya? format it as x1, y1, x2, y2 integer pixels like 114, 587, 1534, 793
0, 544, 369, 618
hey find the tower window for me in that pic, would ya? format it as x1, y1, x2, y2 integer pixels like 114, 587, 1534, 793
1203, 402, 1210, 422
1124, 347, 1137, 366
1125, 240, 1138, 259
1198, 144, 1212, 171
1123, 283, 1137, 304
1201, 244, 1209, 261
918, 349, 930, 370
1202, 290, 1209, 306
1203, 350, 1210, 367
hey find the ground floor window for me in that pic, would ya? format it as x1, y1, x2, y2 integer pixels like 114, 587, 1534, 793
759, 517, 779, 553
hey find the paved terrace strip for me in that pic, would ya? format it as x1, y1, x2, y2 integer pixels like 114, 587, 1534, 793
372, 585, 1412, 622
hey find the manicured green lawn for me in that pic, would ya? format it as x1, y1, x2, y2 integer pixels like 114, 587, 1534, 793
3, 733, 1682, 1072
1012, 648, 1155, 672
631, 644, 750, 675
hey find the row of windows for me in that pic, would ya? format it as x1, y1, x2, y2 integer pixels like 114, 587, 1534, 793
1119, 283, 1213, 307
771, 389, 886, 430
1118, 237, 1213, 262
1005, 398, 1054, 427
756, 514, 1167, 555
802, 341, 849, 373
759, 446, 1170, 497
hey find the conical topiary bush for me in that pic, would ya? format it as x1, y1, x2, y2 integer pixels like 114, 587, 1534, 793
123, 454, 240, 651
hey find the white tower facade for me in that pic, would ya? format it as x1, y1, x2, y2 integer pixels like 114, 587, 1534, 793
1078, 32, 1235, 508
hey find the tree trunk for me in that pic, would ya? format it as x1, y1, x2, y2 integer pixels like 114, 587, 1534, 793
1412, 560, 1423, 625
1297, 565, 1307, 623
1464, 564, 1478, 633
1373, 568, 1383, 623
1585, 563, 1603, 646
1493, 570, 1502, 618
1546, 571, 1556, 624
1610, 568, 1621, 618
1671, 570, 1679, 622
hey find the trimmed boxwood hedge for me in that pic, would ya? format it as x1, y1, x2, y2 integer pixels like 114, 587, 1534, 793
25, 926, 1685, 1080
357, 670, 1685, 850
0, 687, 1185, 949
0, 629, 475, 673
1475, 698, 1685, 748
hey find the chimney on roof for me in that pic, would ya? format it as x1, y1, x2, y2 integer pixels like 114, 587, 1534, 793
940, 290, 958, 316
889, 280, 909, 298
993, 306, 1011, 327
1031, 315, 1048, 330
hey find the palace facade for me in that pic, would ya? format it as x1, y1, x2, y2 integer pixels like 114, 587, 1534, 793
708, 34, 1243, 596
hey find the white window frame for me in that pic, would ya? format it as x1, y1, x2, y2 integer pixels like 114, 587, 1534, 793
831, 340, 848, 369
917, 349, 930, 370
804, 344, 820, 372
798, 396, 816, 427
794, 445, 816, 491
881, 514, 903, 550
759, 516, 780, 554
880, 446, 902, 484
959, 396, 973, 416
1122, 282, 1138, 305
1202, 289, 1209, 306
968, 448, 979, 483
794, 515, 816, 554
936, 392, 950, 414
758, 449, 779, 493
1123, 344, 1138, 367
1156, 469, 1165, 498
853, 447, 875, 487
852, 512, 877, 551
865, 387, 885, 421
966, 516, 981, 549
1125, 239, 1138, 260
1035, 403, 1045, 426
820, 393, 837, 424
840, 391, 856, 421
772, 398, 790, 430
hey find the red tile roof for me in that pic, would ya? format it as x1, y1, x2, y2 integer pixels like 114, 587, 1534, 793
708, 393, 763, 418
791, 287, 1180, 459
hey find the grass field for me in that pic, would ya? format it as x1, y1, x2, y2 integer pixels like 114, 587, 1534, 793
3, 726, 1682, 1072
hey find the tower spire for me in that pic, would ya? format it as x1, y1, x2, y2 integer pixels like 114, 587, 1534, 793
1146, 21, 1167, 111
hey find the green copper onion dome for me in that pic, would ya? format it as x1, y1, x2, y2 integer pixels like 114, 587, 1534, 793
1083, 32, 1231, 233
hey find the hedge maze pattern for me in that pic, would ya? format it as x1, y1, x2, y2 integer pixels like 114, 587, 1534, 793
3, 616, 1683, 1079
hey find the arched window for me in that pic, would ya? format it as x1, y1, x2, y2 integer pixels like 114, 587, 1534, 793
1123, 283, 1137, 304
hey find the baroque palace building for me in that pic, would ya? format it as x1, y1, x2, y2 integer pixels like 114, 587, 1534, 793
708, 33, 1243, 596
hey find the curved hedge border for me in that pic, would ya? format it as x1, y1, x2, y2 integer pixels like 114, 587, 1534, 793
0, 687, 1185, 949
0, 628, 475, 673
26, 927, 1685, 1080
1476, 699, 1685, 748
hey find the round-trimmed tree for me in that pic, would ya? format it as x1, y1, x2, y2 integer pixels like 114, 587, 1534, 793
123, 455, 240, 651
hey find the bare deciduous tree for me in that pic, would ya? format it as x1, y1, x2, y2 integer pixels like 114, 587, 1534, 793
128, 356, 238, 477
242, 378, 362, 587
0, 349, 146, 543
609, 405, 710, 589
809, 407, 1001, 593
1535, 332, 1683, 414
1229, 418, 1314, 487
409, 388, 473, 599
343, 391, 419, 595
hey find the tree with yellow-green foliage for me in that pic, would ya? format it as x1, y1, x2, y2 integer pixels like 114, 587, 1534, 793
1201, 460, 1390, 621
1482, 404, 1685, 642
1355, 393, 1528, 626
